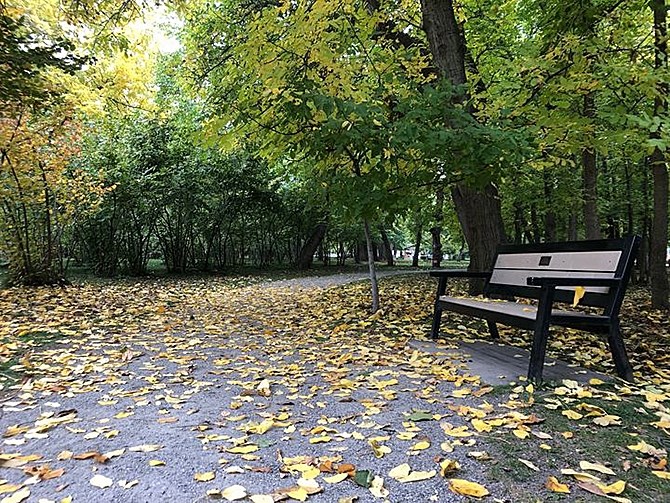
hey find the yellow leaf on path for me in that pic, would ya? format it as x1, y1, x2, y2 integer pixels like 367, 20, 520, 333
572, 286, 586, 307
388, 464, 411, 480
627, 440, 666, 457
129, 444, 162, 453
448, 479, 489, 498
226, 445, 258, 454
323, 473, 348, 484
471, 419, 492, 432
652, 471, 670, 480
221, 484, 248, 501
589, 378, 605, 385
369, 476, 388, 498
513, 429, 529, 439
368, 439, 391, 458
562, 410, 583, 420
599, 480, 626, 495
250, 496, 274, 503
576, 482, 632, 503
387, 463, 434, 482
114, 411, 134, 419
439, 459, 460, 477
518, 458, 540, 471
560, 469, 601, 482
561, 431, 574, 439
309, 436, 331, 444
286, 487, 308, 501
149, 459, 165, 466
194, 472, 215, 482
593, 415, 621, 426
0, 487, 29, 503
546, 476, 570, 493
579, 461, 615, 475
410, 440, 430, 451
0, 485, 21, 495
89, 474, 113, 488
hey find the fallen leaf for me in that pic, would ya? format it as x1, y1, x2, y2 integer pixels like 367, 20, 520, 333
221, 484, 247, 501
194, 472, 215, 482
546, 476, 570, 493
323, 473, 348, 484
448, 479, 489, 498
0, 487, 29, 503
518, 458, 540, 471
89, 475, 113, 488
579, 461, 615, 475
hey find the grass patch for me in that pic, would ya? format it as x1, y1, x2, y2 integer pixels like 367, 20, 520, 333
482, 385, 669, 502
0, 330, 64, 391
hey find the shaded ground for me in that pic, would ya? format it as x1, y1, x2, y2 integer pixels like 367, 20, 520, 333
0, 273, 668, 502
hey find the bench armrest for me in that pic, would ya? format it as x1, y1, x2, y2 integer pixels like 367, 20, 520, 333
526, 277, 622, 287
431, 270, 491, 297
430, 270, 491, 279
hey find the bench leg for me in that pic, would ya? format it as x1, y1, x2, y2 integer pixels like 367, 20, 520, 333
607, 320, 634, 382
431, 304, 442, 339
487, 321, 499, 339
528, 286, 555, 382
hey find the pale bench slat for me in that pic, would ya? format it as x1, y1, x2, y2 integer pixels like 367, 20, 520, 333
430, 236, 640, 382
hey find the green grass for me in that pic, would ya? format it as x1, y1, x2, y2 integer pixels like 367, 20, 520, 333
483, 385, 670, 502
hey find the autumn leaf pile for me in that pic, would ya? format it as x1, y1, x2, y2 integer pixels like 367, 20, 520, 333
0, 274, 668, 502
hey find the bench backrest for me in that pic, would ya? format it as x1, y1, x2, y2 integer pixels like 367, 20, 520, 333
485, 235, 640, 311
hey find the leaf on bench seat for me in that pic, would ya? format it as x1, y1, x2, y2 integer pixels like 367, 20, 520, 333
572, 286, 586, 307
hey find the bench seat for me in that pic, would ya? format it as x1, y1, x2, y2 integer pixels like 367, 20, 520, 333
438, 296, 611, 331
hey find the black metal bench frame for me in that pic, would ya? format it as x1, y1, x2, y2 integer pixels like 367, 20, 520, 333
430, 235, 640, 382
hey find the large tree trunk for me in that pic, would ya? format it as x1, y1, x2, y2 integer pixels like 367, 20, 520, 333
297, 222, 327, 270
452, 183, 505, 293
650, 0, 669, 309
420, 0, 506, 289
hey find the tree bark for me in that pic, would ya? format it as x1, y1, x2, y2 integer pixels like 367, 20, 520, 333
363, 219, 380, 313
412, 222, 422, 267
650, 0, 669, 309
430, 186, 444, 268
379, 227, 394, 266
420, 0, 506, 288
452, 183, 505, 293
297, 222, 327, 270
543, 167, 557, 242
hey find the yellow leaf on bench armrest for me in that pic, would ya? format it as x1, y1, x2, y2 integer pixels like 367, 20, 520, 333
572, 286, 586, 307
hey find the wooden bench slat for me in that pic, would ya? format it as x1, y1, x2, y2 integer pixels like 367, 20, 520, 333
494, 250, 622, 272
489, 269, 614, 294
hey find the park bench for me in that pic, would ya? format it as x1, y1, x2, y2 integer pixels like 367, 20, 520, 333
430, 235, 640, 382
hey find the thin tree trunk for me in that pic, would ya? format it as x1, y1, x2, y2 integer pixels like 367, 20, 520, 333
380, 227, 394, 266
650, 0, 669, 309
363, 219, 380, 313
543, 167, 556, 242
582, 93, 601, 239
412, 222, 422, 267
430, 187, 444, 268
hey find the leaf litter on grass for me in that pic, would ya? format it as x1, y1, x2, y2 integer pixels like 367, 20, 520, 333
0, 275, 668, 502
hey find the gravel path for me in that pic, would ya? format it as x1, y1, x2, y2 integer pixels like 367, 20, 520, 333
257, 269, 425, 290
0, 270, 515, 503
